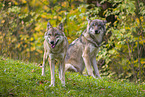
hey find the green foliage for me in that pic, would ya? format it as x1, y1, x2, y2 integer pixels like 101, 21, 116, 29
0, 57, 145, 96
96, 0, 145, 82
0, 0, 41, 62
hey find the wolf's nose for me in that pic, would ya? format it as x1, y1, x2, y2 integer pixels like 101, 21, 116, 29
95, 30, 99, 34
50, 41, 54, 44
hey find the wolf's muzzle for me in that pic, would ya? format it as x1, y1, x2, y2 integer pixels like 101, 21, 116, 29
50, 40, 59, 48
50, 41, 54, 44
95, 30, 100, 34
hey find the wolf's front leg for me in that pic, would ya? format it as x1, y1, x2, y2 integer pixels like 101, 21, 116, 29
59, 59, 65, 86
42, 52, 47, 76
91, 57, 101, 78
49, 59, 55, 87
82, 46, 95, 78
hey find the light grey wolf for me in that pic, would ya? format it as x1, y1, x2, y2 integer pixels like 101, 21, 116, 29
42, 21, 68, 87
65, 19, 107, 78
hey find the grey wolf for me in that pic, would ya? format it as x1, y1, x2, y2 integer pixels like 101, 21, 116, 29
65, 19, 107, 78
42, 21, 68, 87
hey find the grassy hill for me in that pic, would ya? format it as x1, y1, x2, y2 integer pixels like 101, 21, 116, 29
0, 56, 145, 97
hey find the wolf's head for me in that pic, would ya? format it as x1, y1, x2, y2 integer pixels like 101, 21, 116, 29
44, 21, 64, 49
87, 19, 107, 44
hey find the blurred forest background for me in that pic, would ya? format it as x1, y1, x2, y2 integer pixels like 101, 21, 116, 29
0, 0, 145, 82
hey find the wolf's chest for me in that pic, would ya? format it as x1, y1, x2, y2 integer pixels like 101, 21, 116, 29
89, 44, 100, 57
49, 52, 65, 61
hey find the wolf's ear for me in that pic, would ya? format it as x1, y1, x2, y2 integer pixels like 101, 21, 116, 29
47, 21, 52, 30
87, 18, 91, 24
87, 18, 91, 33
58, 23, 64, 31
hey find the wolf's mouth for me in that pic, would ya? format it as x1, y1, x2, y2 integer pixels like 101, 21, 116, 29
51, 40, 59, 48
51, 44, 55, 48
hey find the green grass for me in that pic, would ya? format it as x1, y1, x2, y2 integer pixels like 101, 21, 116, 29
0, 56, 145, 97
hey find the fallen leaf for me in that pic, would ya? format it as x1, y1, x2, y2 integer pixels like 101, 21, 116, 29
31, 69, 35, 72
44, 80, 48, 83
36, 81, 44, 85
101, 88, 105, 90
73, 83, 76, 86
9, 92, 14, 97
39, 81, 44, 84
38, 63, 42, 67
68, 78, 72, 80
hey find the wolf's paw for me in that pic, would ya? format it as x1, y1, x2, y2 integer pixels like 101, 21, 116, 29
49, 84, 55, 87
42, 73, 45, 76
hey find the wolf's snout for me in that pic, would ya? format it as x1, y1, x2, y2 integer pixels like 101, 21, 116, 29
95, 30, 99, 34
50, 41, 54, 44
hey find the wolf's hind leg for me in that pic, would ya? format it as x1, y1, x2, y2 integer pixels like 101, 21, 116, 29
65, 64, 78, 72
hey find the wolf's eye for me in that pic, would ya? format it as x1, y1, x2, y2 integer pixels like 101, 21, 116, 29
90, 25, 94, 29
55, 34, 60, 37
98, 26, 102, 29
93, 22, 98, 26
55, 34, 59, 36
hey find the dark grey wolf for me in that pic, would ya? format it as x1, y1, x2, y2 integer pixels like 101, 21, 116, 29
65, 19, 107, 78
42, 21, 68, 86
